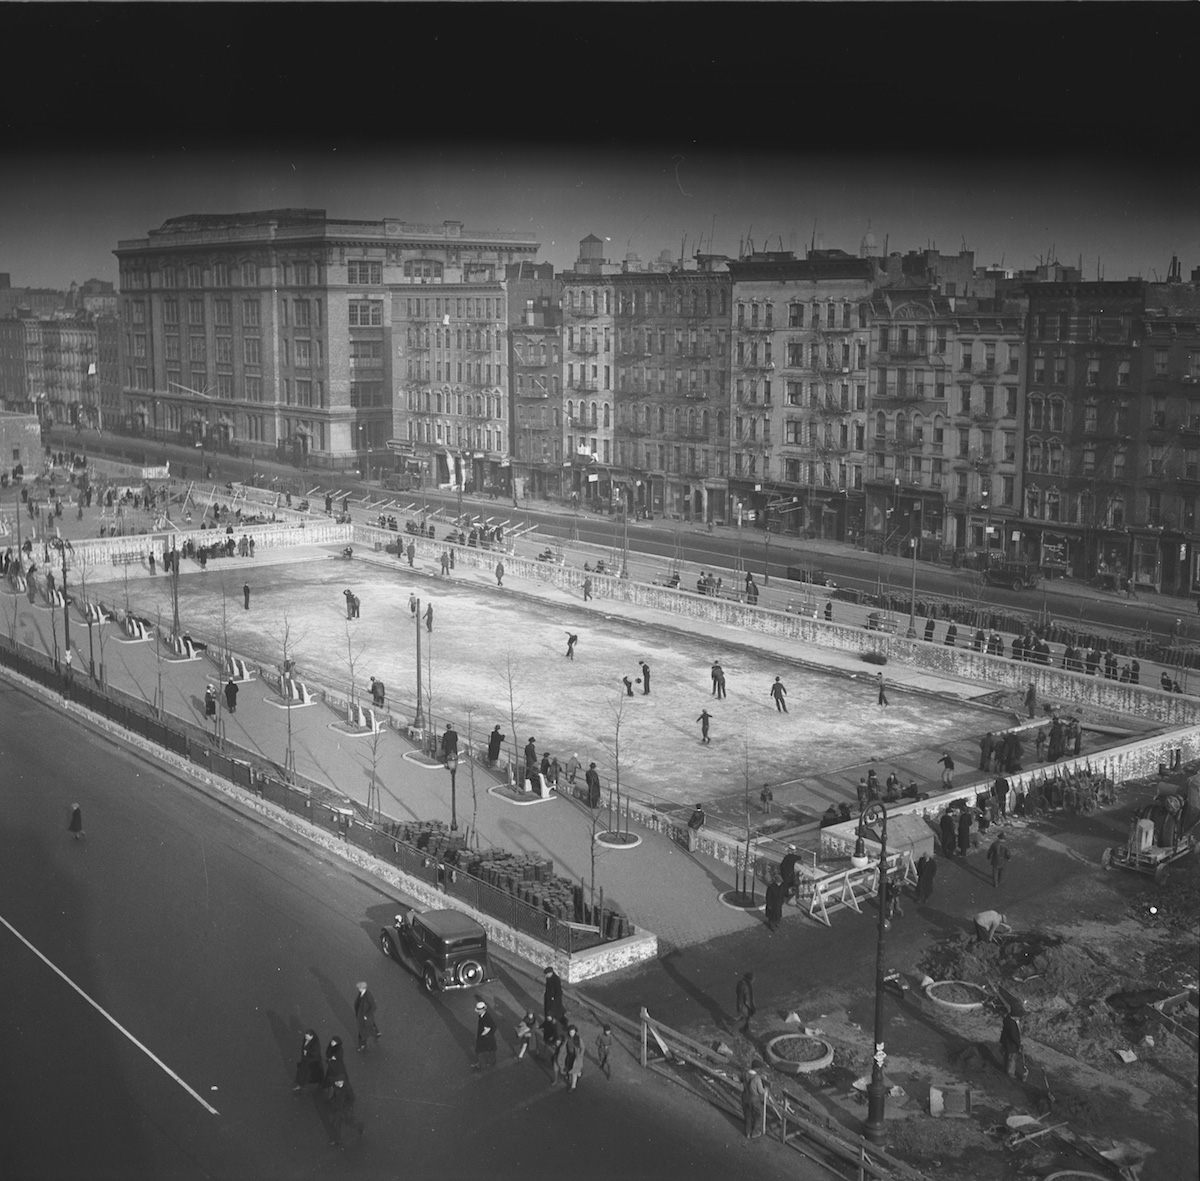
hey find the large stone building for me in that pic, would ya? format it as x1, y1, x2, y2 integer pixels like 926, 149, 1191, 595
1022, 271, 1200, 594
611, 257, 731, 521
113, 210, 539, 475
727, 251, 876, 540
0, 410, 42, 483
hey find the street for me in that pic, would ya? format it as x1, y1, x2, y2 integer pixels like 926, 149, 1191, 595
0, 677, 816, 1181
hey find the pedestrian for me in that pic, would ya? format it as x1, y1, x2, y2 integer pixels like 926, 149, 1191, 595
490, 559, 504, 588
689, 708, 712, 744
543, 965, 566, 1023
204, 684, 217, 720
760, 782, 774, 813
370, 677, 385, 709
876, 671, 888, 707
957, 805, 973, 856
292, 1029, 325, 1093
987, 832, 1011, 888
582, 576, 593, 601
472, 1001, 497, 1070
487, 725, 504, 767
639, 660, 651, 695
980, 731, 994, 771
564, 1024, 584, 1090
547, 1018, 568, 1086
1024, 681, 1037, 720
68, 802, 84, 841
524, 736, 538, 782
973, 908, 1012, 943
409, 592, 417, 616
354, 981, 381, 1051
440, 722, 459, 762
825, 600, 834, 622
148, 550, 156, 574
622, 674, 634, 697
565, 632, 578, 660
770, 676, 788, 713
939, 809, 957, 857
565, 751, 582, 785
243, 582, 250, 610
735, 970, 756, 1034
778, 844, 800, 901
352, 594, 360, 619
224, 678, 238, 714
915, 852, 938, 904
594, 1024, 612, 1079
326, 1076, 364, 1147
585, 762, 601, 808
324, 1035, 347, 1087
515, 1011, 537, 1060
440, 550, 450, 576
741, 1060, 769, 1139
686, 803, 706, 851
999, 1002, 1027, 1080
715, 661, 726, 699
406, 541, 415, 567
344, 588, 355, 620
937, 750, 954, 787
424, 603, 433, 632
923, 616, 936, 642
764, 875, 784, 932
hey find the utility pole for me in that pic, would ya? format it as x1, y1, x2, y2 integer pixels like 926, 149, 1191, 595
414, 596, 424, 728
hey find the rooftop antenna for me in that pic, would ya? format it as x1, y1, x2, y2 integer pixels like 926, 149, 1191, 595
680, 234, 687, 269
810, 220, 817, 254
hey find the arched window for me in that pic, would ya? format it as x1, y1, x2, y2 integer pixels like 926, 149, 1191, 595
688, 409, 697, 434
874, 410, 887, 440
1047, 440, 1063, 474
658, 407, 666, 432
603, 402, 611, 428
911, 412, 924, 445
436, 392, 444, 414
1026, 439, 1042, 472
1048, 397, 1065, 432
566, 399, 574, 422
1025, 485, 1041, 517
702, 409, 710, 434
895, 412, 908, 444
590, 401, 598, 426
674, 408, 682, 434
1045, 488, 1061, 521
1027, 396, 1044, 431
716, 410, 727, 437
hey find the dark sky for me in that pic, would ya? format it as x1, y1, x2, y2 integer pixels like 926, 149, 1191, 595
2, 3, 1197, 288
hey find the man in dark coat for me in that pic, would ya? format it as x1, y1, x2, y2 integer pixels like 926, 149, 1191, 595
639, 660, 651, 695
292, 1029, 324, 1093
524, 737, 538, 783
779, 845, 800, 901
440, 722, 459, 762
353, 981, 381, 1051
243, 582, 251, 610
939, 809, 957, 857
487, 725, 504, 767
472, 1001, 497, 1070
979, 732, 994, 771
585, 762, 601, 808
543, 966, 566, 1023
224, 678, 238, 714
914, 853, 938, 904
999, 1004, 1026, 1079
764, 876, 785, 932
957, 806, 974, 856
923, 616, 936, 642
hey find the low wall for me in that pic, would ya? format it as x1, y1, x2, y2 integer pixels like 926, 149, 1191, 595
818, 725, 1200, 861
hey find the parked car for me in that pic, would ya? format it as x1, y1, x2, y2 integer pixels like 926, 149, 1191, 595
786, 565, 837, 588
379, 903, 489, 995
983, 560, 1042, 591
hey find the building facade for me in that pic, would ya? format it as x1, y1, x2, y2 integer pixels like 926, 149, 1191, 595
612, 259, 731, 521
114, 210, 538, 475
0, 316, 45, 414
506, 262, 562, 501
728, 253, 876, 540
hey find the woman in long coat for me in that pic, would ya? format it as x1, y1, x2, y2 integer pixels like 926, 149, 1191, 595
292, 1029, 324, 1092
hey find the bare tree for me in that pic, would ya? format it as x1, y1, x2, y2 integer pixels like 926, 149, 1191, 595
365, 724, 385, 824
218, 581, 232, 682
737, 739, 758, 903
154, 607, 165, 717
497, 648, 524, 787
599, 686, 631, 839
465, 707, 480, 847
270, 609, 308, 781
344, 618, 366, 711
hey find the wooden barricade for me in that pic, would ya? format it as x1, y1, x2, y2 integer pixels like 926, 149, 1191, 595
807, 850, 916, 928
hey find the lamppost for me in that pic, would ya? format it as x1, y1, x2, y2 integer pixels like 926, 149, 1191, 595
861, 800, 891, 1144
446, 753, 459, 831
48, 537, 72, 659
413, 596, 425, 728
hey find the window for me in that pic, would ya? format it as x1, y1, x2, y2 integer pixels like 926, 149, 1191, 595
189, 336, 206, 363
1154, 348, 1169, 376
1032, 352, 1045, 384
214, 263, 230, 287
960, 387, 971, 416
242, 299, 260, 327
1006, 346, 1019, 375
188, 299, 204, 326
164, 336, 180, 361
215, 337, 232, 364
1005, 387, 1017, 417
961, 343, 973, 369
347, 260, 382, 285
1082, 445, 1096, 474
984, 343, 996, 372
1053, 355, 1066, 384
1083, 401, 1097, 434
241, 261, 258, 286
294, 300, 310, 328
133, 334, 147, 358
217, 373, 233, 399
349, 300, 383, 327
214, 300, 231, 327
244, 337, 260, 365
295, 339, 311, 368
788, 302, 804, 328
1087, 358, 1100, 386
164, 298, 179, 325
958, 428, 970, 458
403, 259, 443, 280
131, 300, 146, 325
245, 375, 262, 402
188, 265, 203, 288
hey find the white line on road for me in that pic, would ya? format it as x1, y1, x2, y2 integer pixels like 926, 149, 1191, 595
0, 912, 220, 1116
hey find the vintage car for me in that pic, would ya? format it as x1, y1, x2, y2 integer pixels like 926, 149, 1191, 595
378, 904, 489, 995
983, 560, 1042, 591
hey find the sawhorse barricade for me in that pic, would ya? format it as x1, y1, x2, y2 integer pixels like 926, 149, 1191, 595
168, 633, 202, 660
807, 850, 916, 927
11, 572, 27, 593
45, 588, 64, 609
82, 602, 108, 625
123, 615, 151, 641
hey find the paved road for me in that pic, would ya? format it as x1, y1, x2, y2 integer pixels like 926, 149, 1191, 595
0, 679, 818, 1181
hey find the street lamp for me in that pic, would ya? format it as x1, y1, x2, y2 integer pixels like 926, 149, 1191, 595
861, 800, 891, 1144
48, 537, 72, 662
446, 753, 459, 831
413, 596, 425, 728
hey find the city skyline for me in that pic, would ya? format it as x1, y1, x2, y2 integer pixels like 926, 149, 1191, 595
2, 3, 1197, 294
